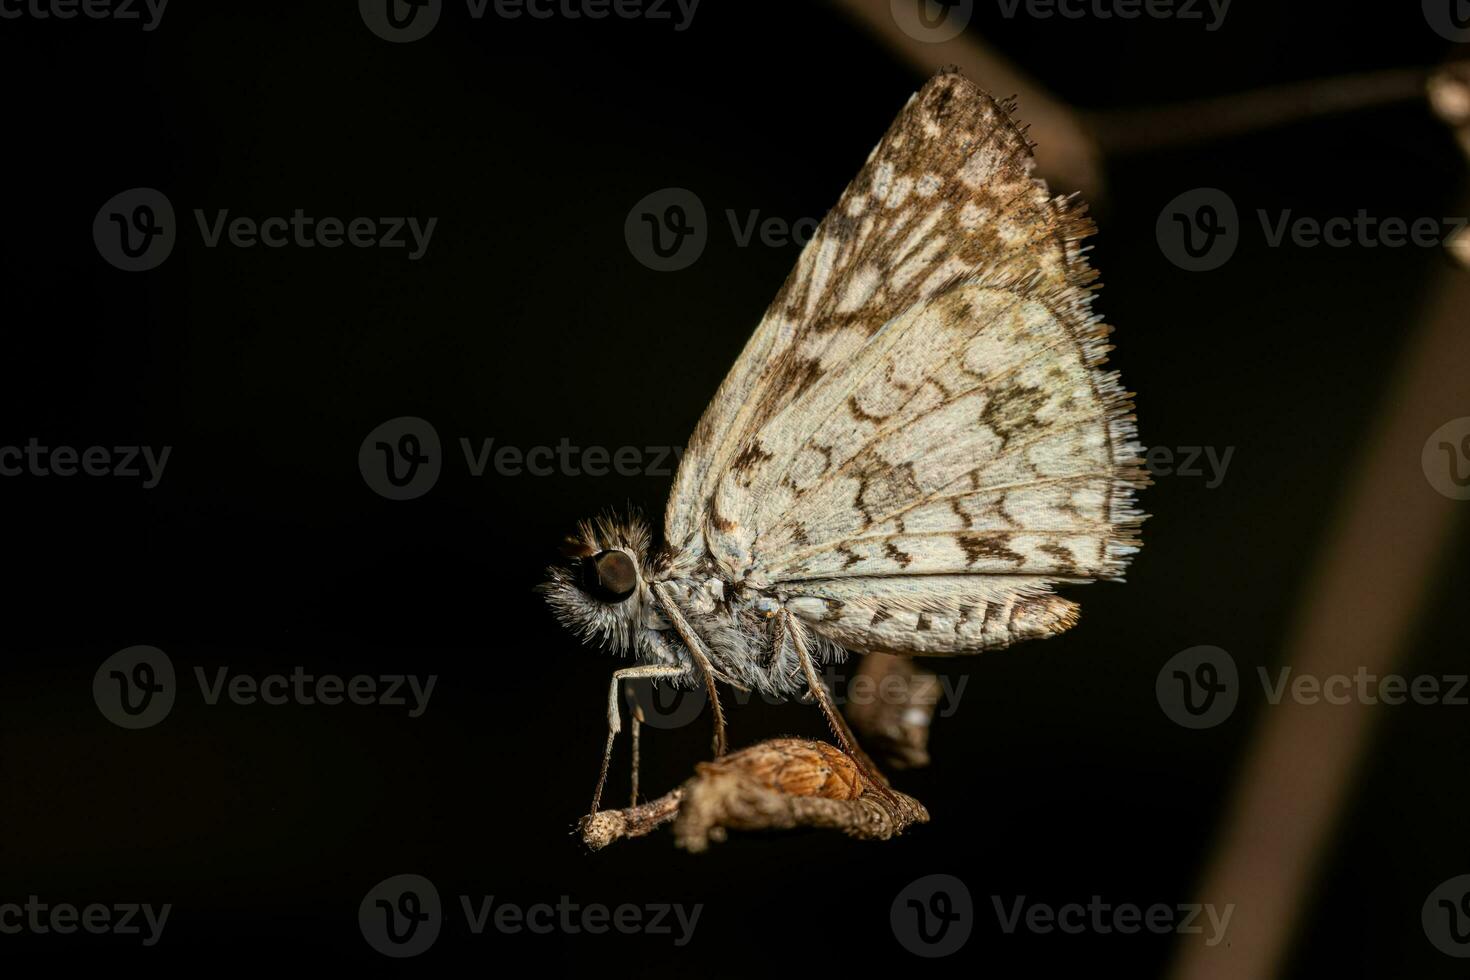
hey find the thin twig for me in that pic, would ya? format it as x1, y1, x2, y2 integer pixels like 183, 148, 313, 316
1088, 67, 1434, 154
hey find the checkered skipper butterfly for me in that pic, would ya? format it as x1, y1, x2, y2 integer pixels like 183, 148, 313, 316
543, 70, 1147, 816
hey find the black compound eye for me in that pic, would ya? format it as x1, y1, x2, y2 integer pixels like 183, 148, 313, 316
583, 549, 637, 602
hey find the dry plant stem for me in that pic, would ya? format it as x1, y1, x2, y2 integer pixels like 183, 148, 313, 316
581, 790, 685, 851
580, 738, 928, 852
1089, 67, 1432, 153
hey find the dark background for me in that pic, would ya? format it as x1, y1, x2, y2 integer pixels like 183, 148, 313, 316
1, 0, 1467, 974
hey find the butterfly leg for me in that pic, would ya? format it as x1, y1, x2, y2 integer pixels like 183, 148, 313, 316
589, 663, 687, 816
652, 582, 729, 758
627, 695, 644, 808
783, 609, 899, 800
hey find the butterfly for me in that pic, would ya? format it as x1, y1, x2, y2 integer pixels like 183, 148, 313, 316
543, 69, 1147, 817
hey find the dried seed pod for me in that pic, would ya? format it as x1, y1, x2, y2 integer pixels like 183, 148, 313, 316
580, 737, 928, 852
694, 738, 865, 800
844, 653, 941, 770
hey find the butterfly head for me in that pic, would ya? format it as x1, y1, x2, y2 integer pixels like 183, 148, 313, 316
540, 511, 655, 655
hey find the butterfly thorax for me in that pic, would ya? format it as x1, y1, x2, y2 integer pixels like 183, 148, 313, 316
652, 567, 841, 700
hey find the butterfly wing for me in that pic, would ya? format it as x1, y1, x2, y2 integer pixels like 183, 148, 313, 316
663, 70, 1145, 656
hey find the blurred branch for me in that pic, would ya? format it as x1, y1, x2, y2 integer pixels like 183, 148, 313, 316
845, 652, 940, 769
1088, 68, 1434, 154
1430, 64, 1470, 270
1166, 57, 1470, 975
1168, 222, 1470, 980
835, 0, 1470, 201
831, 0, 1107, 201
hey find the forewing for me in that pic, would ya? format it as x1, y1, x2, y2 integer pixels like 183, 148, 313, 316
665, 70, 1095, 570
662, 70, 1145, 655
